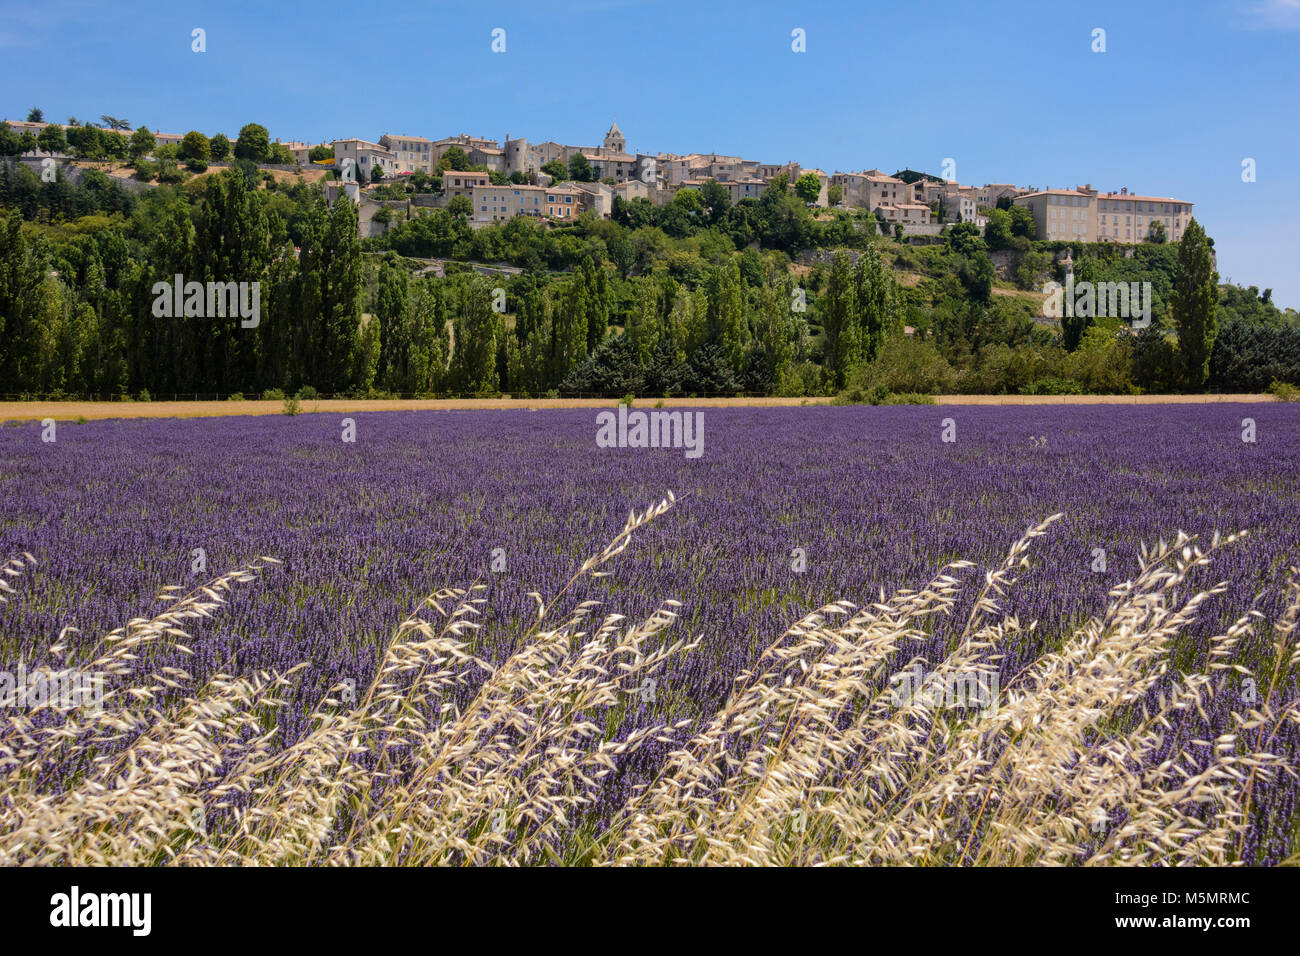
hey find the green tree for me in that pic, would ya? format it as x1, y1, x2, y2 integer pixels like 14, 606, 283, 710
540, 159, 567, 181
448, 194, 473, 218
821, 250, 858, 388
67, 124, 104, 159
440, 147, 470, 171
36, 123, 66, 155
852, 242, 901, 364
234, 123, 271, 162
1170, 218, 1219, 390
794, 172, 822, 204
180, 130, 210, 161
129, 127, 156, 161
1008, 205, 1035, 238
26, 108, 43, 123
706, 258, 746, 373
0, 123, 20, 157
567, 153, 594, 182
449, 276, 501, 393
699, 179, 731, 224
190, 168, 272, 390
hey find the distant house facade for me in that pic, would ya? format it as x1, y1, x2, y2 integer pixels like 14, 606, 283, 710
332, 139, 397, 180
443, 169, 492, 198
380, 134, 434, 174
1013, 185, 1192, 243
472, 184, 545, 223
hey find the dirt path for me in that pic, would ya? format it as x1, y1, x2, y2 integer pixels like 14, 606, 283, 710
0, 394, 1280, 422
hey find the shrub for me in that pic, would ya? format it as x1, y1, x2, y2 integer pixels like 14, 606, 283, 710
261, 388, 286, 401
834, 383, 889, 405
1269, 379, 1300, 402
137, 389, 151, 402
282, 395, 300, 416
296, 386, 319, 400
852, 336, 956, 395
227, 392, 245, 402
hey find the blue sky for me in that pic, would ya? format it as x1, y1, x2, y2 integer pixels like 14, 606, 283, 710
4, 0, 1298, 306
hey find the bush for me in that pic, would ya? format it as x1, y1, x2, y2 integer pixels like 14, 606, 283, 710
851, 336, 956, 395
296, 385, 319, 400
883, 392, 936, 405
261, 388, 286, 401
137, 389, 151, 402
282, 395, 300, 416
834, 383, 890, 405
227, 392, 245, 402
1269, 379, 1300, 402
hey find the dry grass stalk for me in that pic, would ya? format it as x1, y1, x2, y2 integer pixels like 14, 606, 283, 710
1, 496, 1296, 866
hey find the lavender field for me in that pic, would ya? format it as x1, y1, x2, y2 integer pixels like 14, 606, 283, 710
2, 404, 1299, 865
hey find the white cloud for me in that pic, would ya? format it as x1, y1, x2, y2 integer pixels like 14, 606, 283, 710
1241, 0, 1300, 29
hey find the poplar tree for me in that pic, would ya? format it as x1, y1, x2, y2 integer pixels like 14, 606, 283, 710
821, 250, 857, 388
1170, 218, 1219, 390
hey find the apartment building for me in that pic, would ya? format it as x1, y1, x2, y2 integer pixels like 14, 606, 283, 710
1094, 188, 1194, 243
914, 181, 979, 222
379, 134, 434, 173
876, 202, 932, 225
758, 161, 802, 183
430, 134, 499, 166
545, 184, 584, 221
613, 178, 667, 207
832, 169, 912, 209
977, 183, 1025, 209
332, 139, 397, 180
503, 124, 632, 177
279, 141, 312, 165
582, 150, 638, 181
469, 145, 506, 172
661, 153, 743, 184
443, 169, 492, 198
571, 180, 615, 218
1013, 185, 1193, 243
472, 184, 545, 223
679, 178, 768, 203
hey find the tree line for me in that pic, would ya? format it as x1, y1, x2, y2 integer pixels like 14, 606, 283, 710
1, 158, 1295, 400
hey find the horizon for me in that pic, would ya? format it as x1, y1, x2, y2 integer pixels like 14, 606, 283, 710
3, 0, 1297, 307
